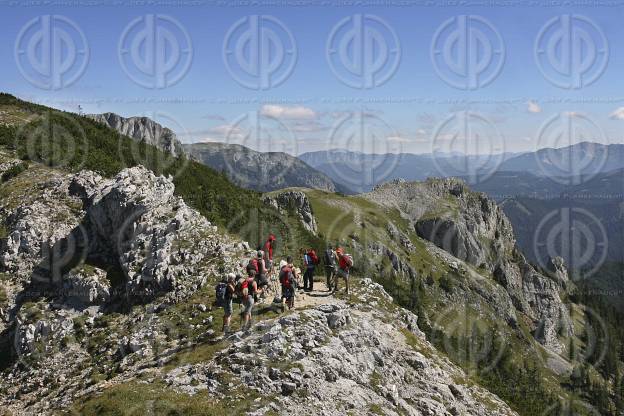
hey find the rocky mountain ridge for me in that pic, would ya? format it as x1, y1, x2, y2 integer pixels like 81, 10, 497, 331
86, 111, 347, 194
0, 152, 520, 415
88, 112, 185, 157
364, 178, 574, 354
185, 142, 342, 193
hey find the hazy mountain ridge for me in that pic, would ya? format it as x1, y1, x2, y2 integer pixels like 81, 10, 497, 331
500, 196, 623, 268
469, 167, 624, 201
300, 144, 624, 193
299, 149, 542, 193
185, 142, 345, 193
499, 141, 624, 178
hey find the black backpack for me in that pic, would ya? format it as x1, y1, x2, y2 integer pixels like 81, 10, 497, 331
215, 282, 228, 306
324, 249, 335, 267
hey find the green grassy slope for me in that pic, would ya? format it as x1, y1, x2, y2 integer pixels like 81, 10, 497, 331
302, 188, 614, 416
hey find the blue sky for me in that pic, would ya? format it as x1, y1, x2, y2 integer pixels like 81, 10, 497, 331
1, 1, 624, 155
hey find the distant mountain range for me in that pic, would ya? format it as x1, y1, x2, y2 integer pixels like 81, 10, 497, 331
184, 142, 345, 193
300, 143, 624, 193
498, 142, 624, 179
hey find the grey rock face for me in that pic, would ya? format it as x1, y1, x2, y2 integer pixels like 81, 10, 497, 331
75, 166, 238, 302
0, 164, 242, 309
88, 113, 184, 157
547, 256, 570, 285
263, 190, 318, 234
365, 178, 574, 353
0, 173, 84, 282
415, 218, 486, 266
494, 257, 573, 352
369, 179, 516, 268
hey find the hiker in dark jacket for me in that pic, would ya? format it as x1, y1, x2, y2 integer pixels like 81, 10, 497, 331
324, 245, 336, 292
221, 273, 236, 333
302, 248, 317, 292
280, 256, 296, 312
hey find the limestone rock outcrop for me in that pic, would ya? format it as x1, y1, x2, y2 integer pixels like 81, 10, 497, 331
88, 112, 184, 157
263, 190, 318, 234
365, 178, 574, 353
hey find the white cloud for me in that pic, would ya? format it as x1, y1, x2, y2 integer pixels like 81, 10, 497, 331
609, 107, 624, 120
527, 100, 542, 113
260, 104, 317, 120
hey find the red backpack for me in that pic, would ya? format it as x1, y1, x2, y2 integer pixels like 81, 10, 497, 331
240, 277, 255, 299
280, 266, 294, 288
309, 250, 319, 265
246, 258, 259, 275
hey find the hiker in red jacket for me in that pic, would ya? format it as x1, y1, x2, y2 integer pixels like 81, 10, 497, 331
263, 234, 276, 276
335, 247, 352, 295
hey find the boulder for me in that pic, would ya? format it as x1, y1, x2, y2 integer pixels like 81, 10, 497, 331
62, 267, 110, 305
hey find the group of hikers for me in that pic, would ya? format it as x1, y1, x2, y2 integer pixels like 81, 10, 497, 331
216, 234, 354, 333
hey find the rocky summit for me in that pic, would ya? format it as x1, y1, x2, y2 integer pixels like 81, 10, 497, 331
88, 113, 185, 157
